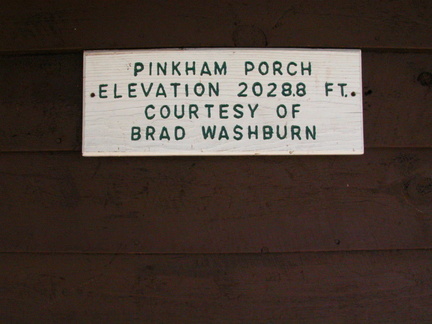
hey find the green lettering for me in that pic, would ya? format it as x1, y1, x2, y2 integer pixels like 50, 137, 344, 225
338, 83, 347, 97
273, 61, 282, 75
145, 105, 155, 120
114, 84, 123, 98
185, 61, 196, 75
214, 61, 227, 75
175, 126, 186, 140
233, 125, 243, 140
248, 104, 259, 118
157, 62, 167, 75
159, 127, 170, 140
160, 105, 170, 119
276, 104, 287, 118
301, 62, 312, 75
292, 104, 300, 119
205, 104, 214, 118
258, 62, 269, 75
99, 84, 108, 98
156, 84, 167, 97
172, 62, 181, 75
174, 105, 185, 119
208, 82, 219, 96
146, 126, 155, 140
218, 126, 229, 140
248, 125, 259, 139
202, 126, 217, 139
134, 62, 144, 76
276, 125, 287, 139
233, 104, 244, 119
189, 104, 199, 119
306, 126, 317, 140
287, 62, 297, 76
128, 83, 136, 98
194, 83, 205, 96
291, 126, 301, 140
131, 127, 141, 140
170, 83, 180, 97
245, 61, 254, 75
219, 104, 229, 119
263, 125, 273, 140
140, 83, 153, 97
325, 82, 333, 96
200, 62, 211, 76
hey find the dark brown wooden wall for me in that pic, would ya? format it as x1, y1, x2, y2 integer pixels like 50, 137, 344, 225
1, 1, 432, 322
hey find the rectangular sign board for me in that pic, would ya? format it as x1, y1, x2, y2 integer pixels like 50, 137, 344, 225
83, 48, 363, 156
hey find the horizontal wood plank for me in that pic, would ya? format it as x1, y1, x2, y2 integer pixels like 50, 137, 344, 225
0, 149, 431, 253
1, 250, 431, 322
1, 52, 432, 152
82, 48, 364, 156
0, 53, 82, 151
1, 1, 432, 52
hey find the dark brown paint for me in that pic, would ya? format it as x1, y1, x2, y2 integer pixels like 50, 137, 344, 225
1, 1, 431, 322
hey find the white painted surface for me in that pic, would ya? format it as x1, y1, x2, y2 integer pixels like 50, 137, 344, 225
83, 48, 363, 156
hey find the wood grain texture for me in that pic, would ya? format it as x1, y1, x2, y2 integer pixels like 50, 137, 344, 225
363, 52, 432, 148
83, 48, 363, 156
1, 149, 431, 253
1, 52, 432, 152
2, 2, 432, 322
1, 0, 432, 53
0, 53, 82, 151
1, 250, 431, 323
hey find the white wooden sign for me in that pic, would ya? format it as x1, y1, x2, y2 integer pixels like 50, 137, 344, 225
83, 48, 363, 156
